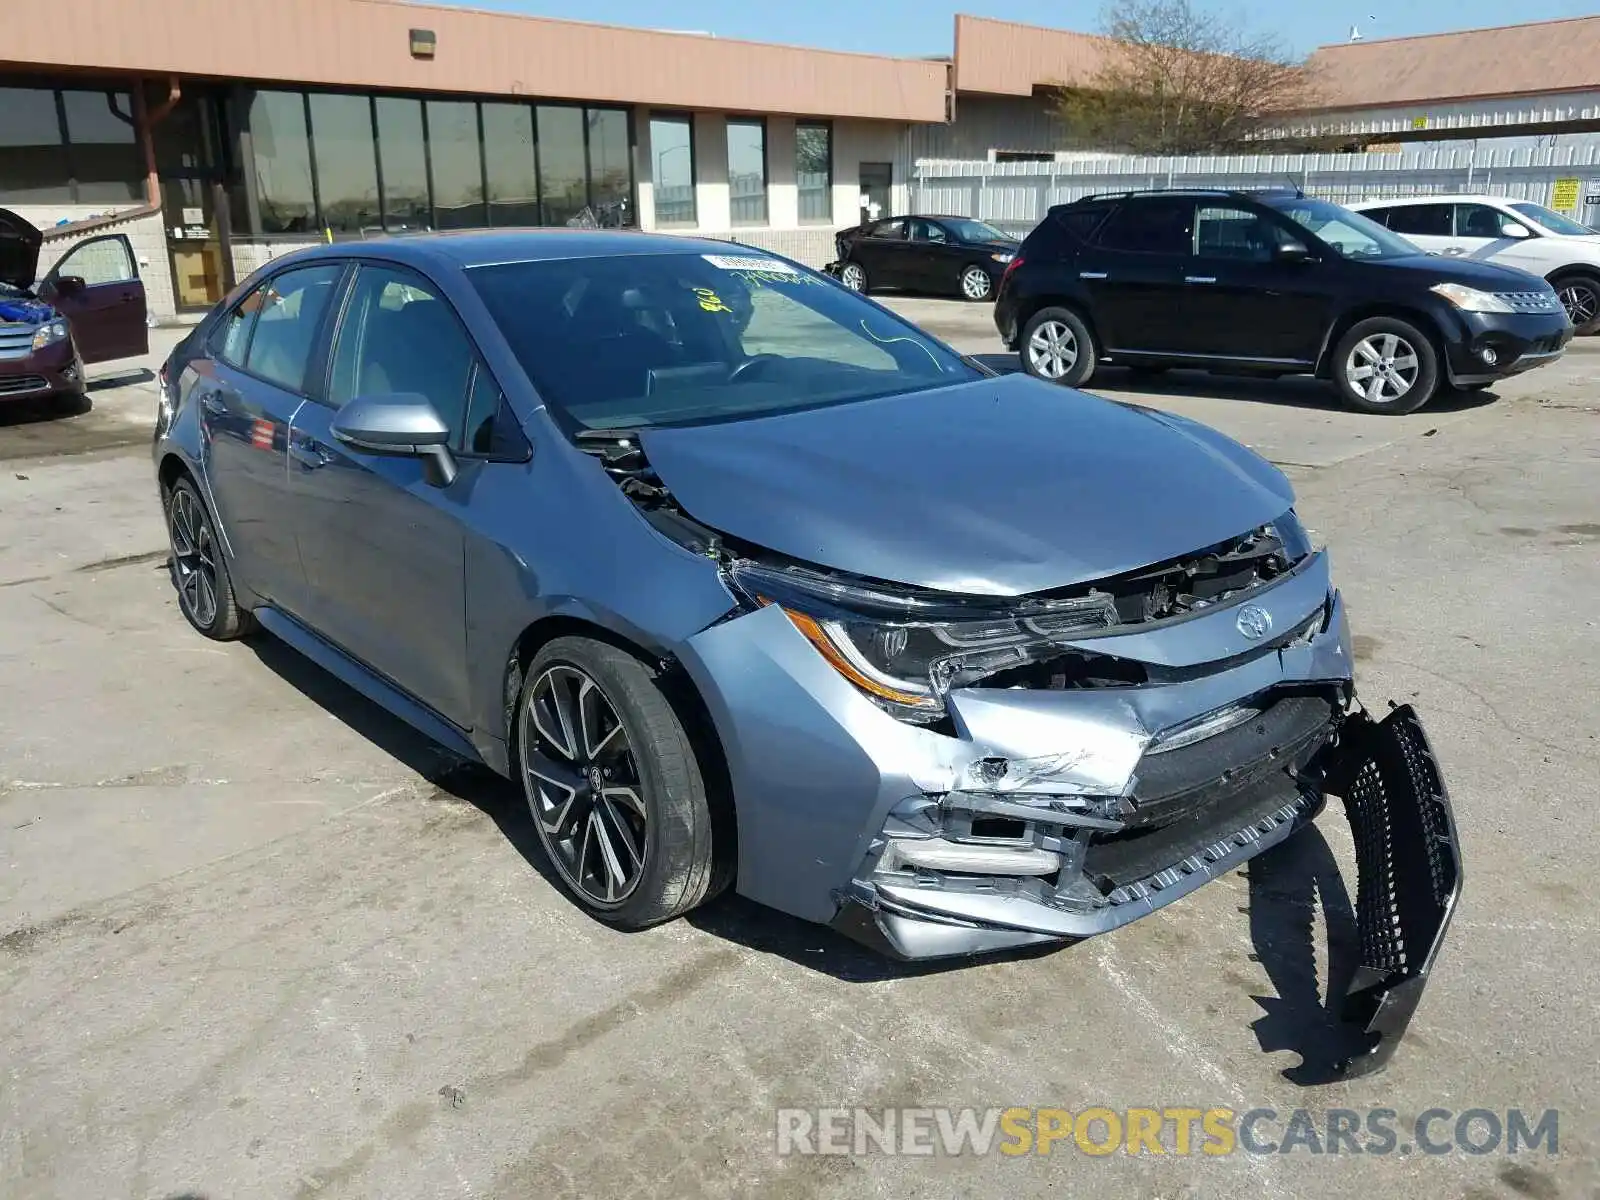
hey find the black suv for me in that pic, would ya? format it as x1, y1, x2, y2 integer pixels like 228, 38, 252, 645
993, 189, 1574, 413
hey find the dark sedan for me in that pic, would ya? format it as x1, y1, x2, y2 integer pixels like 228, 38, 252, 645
824, 215, 1018, 301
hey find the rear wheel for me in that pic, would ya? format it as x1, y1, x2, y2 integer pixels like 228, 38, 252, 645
839, 261, 868, 293
1551, 272, 1600, 334
1331, 317, 1438, 415
959, 264, 993, 302
516, 637, 722, 929
1020, 306, 1097, 387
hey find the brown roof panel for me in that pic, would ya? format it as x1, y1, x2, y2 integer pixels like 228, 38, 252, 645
953, 14, 1115, 96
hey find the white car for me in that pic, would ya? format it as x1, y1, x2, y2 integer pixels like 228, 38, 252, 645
1348, 194, 1600, 334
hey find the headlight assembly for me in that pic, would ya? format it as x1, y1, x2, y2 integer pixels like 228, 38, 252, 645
31, 319, 69, 351
1429, 283, 1514, 313
989, 252, 1015, 264
726, 560, 1118, 723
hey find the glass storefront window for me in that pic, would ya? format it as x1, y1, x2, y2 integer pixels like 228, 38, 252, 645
481, 103, 539, 227
586, 108, 632, 227
538, 105, 586, 227
309, 93, 380, 234
427, 100, 485, 229
0, 87, 70, 203
375, 97, 429, 232
649, 115, 695, 226
60, 90, 141, 203
0, 85, 143, 204
727, 119, 766, 225
247, 91, 316, 234
796, 121, 831, 224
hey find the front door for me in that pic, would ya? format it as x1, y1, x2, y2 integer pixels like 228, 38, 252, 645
197, 262, 346, 610
288, 262, 473, 726
859, 162, 892, 227
38, 234, 148, 362
154, 90, 235, 312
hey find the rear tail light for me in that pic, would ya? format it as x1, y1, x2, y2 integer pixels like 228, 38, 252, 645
1000, 255, 1024, 287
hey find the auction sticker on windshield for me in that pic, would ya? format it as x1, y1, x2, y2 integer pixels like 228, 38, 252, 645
703, 254, 799, 273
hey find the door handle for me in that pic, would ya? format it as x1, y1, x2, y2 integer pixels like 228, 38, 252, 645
1185, 275, 1218, 284
288, 436, 334, 470
1078, 271, 1108, 280
198, 390, 227, 415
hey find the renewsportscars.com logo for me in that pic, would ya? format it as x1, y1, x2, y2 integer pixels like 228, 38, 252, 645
775, 1107, 1560, 1158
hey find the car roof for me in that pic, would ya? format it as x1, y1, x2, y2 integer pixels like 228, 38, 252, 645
257, 228, 794, 273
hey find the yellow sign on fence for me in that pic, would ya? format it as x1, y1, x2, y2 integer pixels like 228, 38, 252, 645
1552, 178, 1581, 211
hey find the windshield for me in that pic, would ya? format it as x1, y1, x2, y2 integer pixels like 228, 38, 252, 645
1510, 202, 1597, 237
469, 252, 979, 432
1268, 197, 1419, 261
943, 218, 1013, 243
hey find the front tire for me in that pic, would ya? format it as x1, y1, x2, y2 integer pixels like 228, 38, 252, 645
959, 264, 993, 302
1020, 306, 1097, 386
1551, 272, 1600, 334
165, 477, 252, 640
1332, 317, 1438, 414
516, 637, 721, 929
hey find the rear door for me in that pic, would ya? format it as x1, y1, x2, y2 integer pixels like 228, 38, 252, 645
1168, 202, 1330, 363
1082, 197, 1195, 354
195, 261, 346, 611
287, 262, 475, 725
853, 218, 912, 289
39, 234, 148, 362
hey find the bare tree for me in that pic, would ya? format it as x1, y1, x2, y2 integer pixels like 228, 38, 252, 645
1052, 0, 1320, 154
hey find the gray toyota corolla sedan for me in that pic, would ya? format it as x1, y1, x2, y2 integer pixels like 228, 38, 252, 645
154, 230, 1459, 1076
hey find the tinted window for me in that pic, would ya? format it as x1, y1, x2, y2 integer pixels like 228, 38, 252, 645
869, 219, 907, 239
1379, 204, 1452, 237
587, 109, 632, 227
796, 122, 832, 222
468, 252, 976, 432
329, 266, 475, 443
427, 100, 485, 229
727, 119, 767, 224
243, 264, 343, 392
910, 218, 949, 243
1193, 204, 1277, 262
0, 87, 68, 202
0, 85, 139, 204
1095, 200, 1194, 255
943, 218, 1012, 244
482, 103, 539, 227
463, 366, 531, 459
1051, 203, 1112, 243
309, 94, 380, 234
248, 91, 316, 234
375, 97, 429, 231
1457, 204, 1510, 239
59, 90, 140, 203
650, 115, 696, 226
538, 106, 586, 227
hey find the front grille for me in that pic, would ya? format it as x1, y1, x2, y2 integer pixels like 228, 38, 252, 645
0, 324, 38, 362
1496, 291, 1561, 314
0, 375, 49, 397
1526, 333, 1565, 355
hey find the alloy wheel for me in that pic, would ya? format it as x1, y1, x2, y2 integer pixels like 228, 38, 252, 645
1345, 332, 1419, 407
961, 266, 992, 300
168, 486, 218, 629
840, 262, 866, 292
1027, 320, 1078, 380
1558, 280, 1598, 327
521, 665, 649, 907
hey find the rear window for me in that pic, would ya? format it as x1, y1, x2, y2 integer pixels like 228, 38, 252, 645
468, 252, 977, 432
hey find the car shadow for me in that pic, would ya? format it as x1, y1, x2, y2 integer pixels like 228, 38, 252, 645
0, 390, 92, 426
89, 365, 155, 391
243, 630, 1370, 1080
970, 355, 1502, 414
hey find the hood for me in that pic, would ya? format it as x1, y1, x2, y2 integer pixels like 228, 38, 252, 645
1374, 250, 1551, 291
638, 374, 1295, 596
0, 208, 43, 293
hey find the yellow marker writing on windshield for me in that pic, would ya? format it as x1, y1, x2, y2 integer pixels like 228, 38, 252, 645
693, 287, 733, 313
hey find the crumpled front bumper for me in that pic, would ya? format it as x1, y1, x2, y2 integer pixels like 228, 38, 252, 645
677, 549, 1459, 1077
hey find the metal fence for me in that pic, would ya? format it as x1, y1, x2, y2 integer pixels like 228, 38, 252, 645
910, 144, 1600, 236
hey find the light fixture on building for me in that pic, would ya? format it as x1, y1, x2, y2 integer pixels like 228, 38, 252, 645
410, 28, 437, 59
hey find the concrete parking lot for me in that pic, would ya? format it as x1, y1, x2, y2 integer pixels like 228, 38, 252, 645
2, 304, 1597, 1200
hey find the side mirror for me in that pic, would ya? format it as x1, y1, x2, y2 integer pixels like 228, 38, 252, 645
330, 392, 458, 487
47, 274, 87, 298
1275, 241, 1315, 264
1500, 221, 1530, 239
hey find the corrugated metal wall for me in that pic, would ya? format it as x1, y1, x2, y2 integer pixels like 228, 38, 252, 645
910, 143, 1600, 235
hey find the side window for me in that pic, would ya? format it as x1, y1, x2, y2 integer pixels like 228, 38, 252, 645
51, 235, 136, 286
870, 218, 907, 240
910, 219, 949, 243
1094, 199, 1195, 255
211, 285, 266, 367
1382, 204, 1452, 237
242, 264, 344, 392
462, 365, 531, 459
328, 265, 476, 445
1456, 204, 1508, 239
1193, 205, 1278, 262
1052, 203, 1112, 243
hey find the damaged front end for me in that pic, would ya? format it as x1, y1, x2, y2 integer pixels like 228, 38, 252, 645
584, 431, 1459, 1078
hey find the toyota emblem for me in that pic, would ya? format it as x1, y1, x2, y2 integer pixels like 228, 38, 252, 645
1236, 604, 1273, 640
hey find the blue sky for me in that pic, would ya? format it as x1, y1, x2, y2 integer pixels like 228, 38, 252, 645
443, 0, 1592, 57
